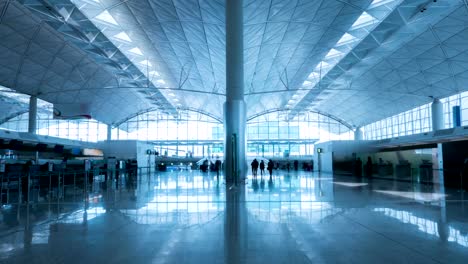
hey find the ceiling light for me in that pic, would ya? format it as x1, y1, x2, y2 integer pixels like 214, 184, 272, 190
173, 99, 179, 102
157, 79, 165, 84
168, 93, 175, 97
95, 10, 118, 25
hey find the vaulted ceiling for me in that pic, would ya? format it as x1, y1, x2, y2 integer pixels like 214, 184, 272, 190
0, 0, 467, 129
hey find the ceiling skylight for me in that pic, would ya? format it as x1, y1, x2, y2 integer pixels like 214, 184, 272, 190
140, 60, 152, 67
95, 10, 118, 25
318, 61, 331, 70
337, 33, 357, 46
129, 47, 143, 55
149, 70, 160, 77
369, 0, 396, 8
308, 72, 320, 79
324, 48, 343, 59
286, 0, 403, 115
350, 12, 376, 30
114, 32, 132, 42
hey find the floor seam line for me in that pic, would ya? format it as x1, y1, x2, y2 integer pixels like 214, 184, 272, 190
341, 214, 444, 264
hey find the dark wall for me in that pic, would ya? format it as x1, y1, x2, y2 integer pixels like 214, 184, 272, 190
442, 140, 468, 190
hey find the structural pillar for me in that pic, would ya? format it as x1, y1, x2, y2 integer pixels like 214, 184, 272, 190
354, 127, 363, 140
224, 0, 246, 184
28, 96, 37, 134
431, 98, 444, 131
107, 125, 112, 141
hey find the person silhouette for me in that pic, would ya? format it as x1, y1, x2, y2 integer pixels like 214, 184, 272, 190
251, 158, 259, 178
215, 157, 222, 180
267, 159, 274, 178
259, 160, 265, 176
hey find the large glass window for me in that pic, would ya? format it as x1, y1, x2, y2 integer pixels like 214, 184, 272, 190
246, 111, 353, 157
363, 91, 468, 140
0, 110, 108, 142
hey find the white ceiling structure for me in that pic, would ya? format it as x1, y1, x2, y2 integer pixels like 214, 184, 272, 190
0, 0, 467, 130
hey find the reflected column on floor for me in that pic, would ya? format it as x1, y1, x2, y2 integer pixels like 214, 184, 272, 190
224, 187, 247, 263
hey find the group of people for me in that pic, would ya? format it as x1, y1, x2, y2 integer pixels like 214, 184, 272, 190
354, 156, 373, 177
251, 158, 274, 178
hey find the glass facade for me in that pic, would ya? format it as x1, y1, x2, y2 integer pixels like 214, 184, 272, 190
0, 111, 108, 142
246, 111, 353, 157
0, 107, 353, 157
2, 91, 467, 146
362, 91, 468, 140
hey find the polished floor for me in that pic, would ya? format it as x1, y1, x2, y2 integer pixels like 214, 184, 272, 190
1, 169, 467, 264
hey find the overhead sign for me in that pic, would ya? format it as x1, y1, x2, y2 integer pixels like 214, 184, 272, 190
83, 148, 103, 156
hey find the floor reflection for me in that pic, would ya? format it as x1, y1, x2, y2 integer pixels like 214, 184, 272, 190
374, 207, 468, 247
0, 169, 467, 263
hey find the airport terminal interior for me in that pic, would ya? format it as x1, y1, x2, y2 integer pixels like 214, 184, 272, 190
1, 0, 468, 263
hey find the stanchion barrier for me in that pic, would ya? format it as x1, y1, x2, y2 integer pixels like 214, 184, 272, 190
0, 166, 160, 206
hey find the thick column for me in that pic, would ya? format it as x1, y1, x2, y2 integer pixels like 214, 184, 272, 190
354, 127, 363, 140
431, 98, 444, 131
224, 0, 246, 183
28, 96, 37, 134
107, 125, 112, 141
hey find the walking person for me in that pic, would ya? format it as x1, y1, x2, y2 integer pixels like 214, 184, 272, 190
259, 160, 265, 176
267, 159, 274, 179
251, 159, 259, 178
215, 157, 222, 181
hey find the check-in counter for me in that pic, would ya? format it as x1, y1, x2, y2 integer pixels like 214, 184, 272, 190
377, 163, 393, 177
395, 163, 411, 180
